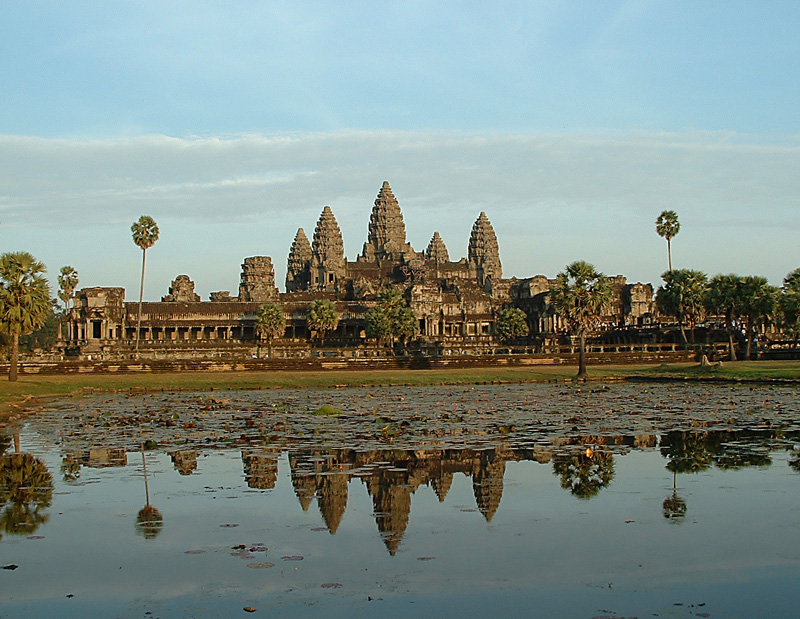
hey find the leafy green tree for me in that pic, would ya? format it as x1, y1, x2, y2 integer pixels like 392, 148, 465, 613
495, 307, 529, 342
706, 273, 744, 360
655, 210, 680, 271
255, 302, 285, 357
364, 288, 419, 347
738, 275, 777, 360
656, 269, 708, 344
550, 261, 611, 379
0, 252, 51, 381
779, 268, 800, 345
307, 298, 339, 343
131, 215, 159, 355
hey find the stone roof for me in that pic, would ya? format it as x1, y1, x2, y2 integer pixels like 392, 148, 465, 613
361, 181, 414, 261
426, 231, 450, 262
468, 211, 502, 282
312, 206, 345, 269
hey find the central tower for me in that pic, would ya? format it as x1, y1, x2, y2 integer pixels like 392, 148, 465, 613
360, 181, 415, 262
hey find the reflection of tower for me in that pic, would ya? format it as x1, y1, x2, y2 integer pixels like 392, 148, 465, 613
317, 473, 349, 534
472, 450, 506, 522
291, 471, 317, 511
242, 451, 278, 489
169, 450, 198, 475
430, 471, 453, 502
367, 469, 413, 556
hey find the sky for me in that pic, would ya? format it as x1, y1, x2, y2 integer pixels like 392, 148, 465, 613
2, 1, 799, 301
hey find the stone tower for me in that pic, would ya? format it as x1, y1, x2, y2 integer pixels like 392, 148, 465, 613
162, 275, 200, 302
238, 256, 279, 302
286, 228, 312, 292
360, 181, 415, 261
311, 206, 346, 290
425, 232, 449, 262
468, 212, 502, 286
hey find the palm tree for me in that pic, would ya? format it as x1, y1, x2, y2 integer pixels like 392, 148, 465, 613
131, 216, 159, 356
779, 268, 800, 345
655, 210, 680, 271
738, 275, 778, 360
656, 269, 708, 344
706, 273, 743, 360
57, 266, 79, 342
307, 298, 339, 345
255, 302, 285, 357
550, 260, 611, 379
0, 252, 51, 381
364, 288, 419, 351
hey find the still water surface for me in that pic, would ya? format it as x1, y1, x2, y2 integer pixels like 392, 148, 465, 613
1, 383, 800, 618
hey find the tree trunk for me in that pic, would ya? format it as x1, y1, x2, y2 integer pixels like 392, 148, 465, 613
135, 248, 147, 356
727, 329, 737, 361
577, 332, 587, 379
667, 238, 673, 272
9, 330, 19, 382
744, 319, 752, 361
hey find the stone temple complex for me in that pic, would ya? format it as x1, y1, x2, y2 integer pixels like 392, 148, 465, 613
62, 181, 654, 358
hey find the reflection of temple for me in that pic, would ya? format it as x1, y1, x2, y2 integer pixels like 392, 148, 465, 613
60, 181, 654, 358
288, 446, 516, 555
242, 451, 279, 489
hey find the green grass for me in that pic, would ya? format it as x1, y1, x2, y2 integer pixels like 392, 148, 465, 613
2, 360, 800, 420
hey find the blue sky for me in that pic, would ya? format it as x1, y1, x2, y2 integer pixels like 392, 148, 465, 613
2, 1, 799, 300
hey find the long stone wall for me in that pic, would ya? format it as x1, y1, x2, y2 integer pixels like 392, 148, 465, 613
4, 349, 697, 376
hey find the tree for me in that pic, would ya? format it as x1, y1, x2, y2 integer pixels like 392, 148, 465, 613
655, 210, 680, 271
57, 266, 79, 311
656, 269, 708, 344
57, 266, 79, 342
255, 302, 285, 357
738, 275, 777, 360
551, 448, 615, 499
779, 268, 800, 345
307, 298, 339, 344
495, 307, 529, 341
549, 261, 611, 379
131, 215, 159, 356
0, 453, 54, 538
0, 252, 51, 381
364, 288, 419, 348
706, 273, 744, 360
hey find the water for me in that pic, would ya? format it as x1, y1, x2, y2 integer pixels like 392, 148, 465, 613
1, 383, 800, 618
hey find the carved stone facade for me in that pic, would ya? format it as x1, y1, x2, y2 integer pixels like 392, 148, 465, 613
238, 256, 279, 302
62, 180, 656, 355
162, 275, 200, 303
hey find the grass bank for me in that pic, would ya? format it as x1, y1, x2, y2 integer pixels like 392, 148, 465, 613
2, 360, 799, 421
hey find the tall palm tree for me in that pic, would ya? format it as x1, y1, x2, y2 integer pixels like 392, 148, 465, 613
255, 302, 285, 357
550, 260, 611, 379
57, 266, 79, 342
0, 252, 51, 381
656, 210, 680, 271
131, 216, 159, 356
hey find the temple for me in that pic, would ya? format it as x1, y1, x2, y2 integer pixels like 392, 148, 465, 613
61, 181, 654, 358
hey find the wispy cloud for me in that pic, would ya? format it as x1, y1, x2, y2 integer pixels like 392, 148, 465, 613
2, 130, 798, 299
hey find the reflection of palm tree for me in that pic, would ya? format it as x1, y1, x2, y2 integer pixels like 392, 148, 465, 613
0, 453, 54, 538
552, 447, 614, 499
787, 448, 800, 473
661, 431, 713, 474
135, 447, 163, 540
662, 470, 686, 523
